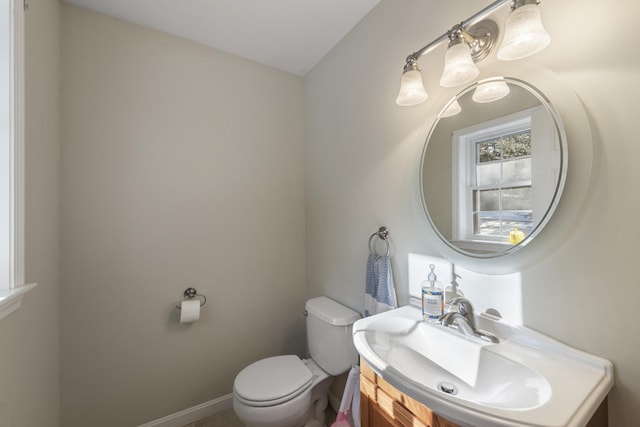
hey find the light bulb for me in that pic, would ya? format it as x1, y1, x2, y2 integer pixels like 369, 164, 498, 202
472, 80, 511, 103
396, 68, 428, 106
440, 43, 480, 88
497, 3, 551, 61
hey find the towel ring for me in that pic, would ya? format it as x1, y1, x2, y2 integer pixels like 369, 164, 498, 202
368, 226, 390, 257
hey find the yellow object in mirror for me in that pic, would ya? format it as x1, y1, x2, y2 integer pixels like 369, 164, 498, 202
509, 227, 525, 244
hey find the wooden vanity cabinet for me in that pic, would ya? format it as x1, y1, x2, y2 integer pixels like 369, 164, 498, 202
360, 360, 460, 427
359, 359, 608, 427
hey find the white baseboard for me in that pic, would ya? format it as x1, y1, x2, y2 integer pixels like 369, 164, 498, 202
137, 394, 234, 427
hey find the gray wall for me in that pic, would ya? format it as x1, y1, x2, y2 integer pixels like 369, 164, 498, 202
60, 5, 306, 426
305, 0, 640, 425
0, 0, 61, 426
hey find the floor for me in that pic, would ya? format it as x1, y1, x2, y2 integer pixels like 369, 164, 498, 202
183, 406, 337, 427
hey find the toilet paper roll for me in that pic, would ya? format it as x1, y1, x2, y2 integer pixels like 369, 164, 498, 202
180, 300, 201, 323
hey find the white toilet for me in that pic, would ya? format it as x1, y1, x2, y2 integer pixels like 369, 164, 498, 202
232, 296, 361, 427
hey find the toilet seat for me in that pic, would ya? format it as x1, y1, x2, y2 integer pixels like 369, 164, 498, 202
234, 355, 314, 407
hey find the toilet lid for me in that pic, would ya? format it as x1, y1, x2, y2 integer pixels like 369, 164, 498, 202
234, 355, 313, 405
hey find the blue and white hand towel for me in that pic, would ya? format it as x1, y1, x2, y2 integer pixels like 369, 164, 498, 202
364, 253, 397, 317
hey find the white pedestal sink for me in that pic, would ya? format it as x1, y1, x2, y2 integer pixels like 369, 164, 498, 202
353, 305, 613, 427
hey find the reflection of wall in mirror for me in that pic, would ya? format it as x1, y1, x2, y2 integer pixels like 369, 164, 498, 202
422, 83, 541, 241
530, 106, 559, 224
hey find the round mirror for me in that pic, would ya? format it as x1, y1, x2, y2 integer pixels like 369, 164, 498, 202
420, 77, 567, 258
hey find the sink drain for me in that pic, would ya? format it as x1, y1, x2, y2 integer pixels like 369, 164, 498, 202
437, 381, 458, 395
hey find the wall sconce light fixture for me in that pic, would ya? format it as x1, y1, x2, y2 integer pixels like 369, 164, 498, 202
440, 21, 498, 88
396, 0, 550, 106
497, 0, 551, 60
395, 58, 429, 106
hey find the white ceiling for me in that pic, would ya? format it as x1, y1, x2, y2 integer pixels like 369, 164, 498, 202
62, 0, 381, 76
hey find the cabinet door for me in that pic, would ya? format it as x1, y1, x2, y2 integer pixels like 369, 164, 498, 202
360, 366, 431, 427
362, 396, 397, 427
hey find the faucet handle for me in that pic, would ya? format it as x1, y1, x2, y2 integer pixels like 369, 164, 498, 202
448, 297, 476, 329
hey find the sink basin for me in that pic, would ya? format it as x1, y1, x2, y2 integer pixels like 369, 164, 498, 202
353, 305, 613, 427
361, 317, 551, 409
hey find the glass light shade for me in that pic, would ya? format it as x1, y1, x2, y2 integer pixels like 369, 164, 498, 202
497, 4, 551, 61
440, 43, 480, 88
396, 69, 428, 106
472, 80, 511, 103
441, 99, 462, 117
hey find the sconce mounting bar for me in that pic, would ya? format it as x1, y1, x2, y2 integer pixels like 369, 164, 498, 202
404, 0, 511, 63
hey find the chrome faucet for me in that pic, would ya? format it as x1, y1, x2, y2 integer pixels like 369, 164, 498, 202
441, 297, 500, 343
440, 311, 477, 337
449, 297, 476, 329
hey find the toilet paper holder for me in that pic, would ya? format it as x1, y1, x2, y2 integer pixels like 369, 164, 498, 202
176, 287, 207, 309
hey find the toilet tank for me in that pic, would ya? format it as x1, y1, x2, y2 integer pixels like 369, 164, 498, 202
305, 296, 361, 376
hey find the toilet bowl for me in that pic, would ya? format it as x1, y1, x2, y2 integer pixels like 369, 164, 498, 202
232, 297, 360, 427
233, 356, 331, 427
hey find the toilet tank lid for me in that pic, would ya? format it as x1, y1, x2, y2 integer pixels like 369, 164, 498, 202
306, 297, 361, 326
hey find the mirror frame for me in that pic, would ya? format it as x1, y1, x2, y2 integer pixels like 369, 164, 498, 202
416, 64, 593, 274
420, 77, 568, 259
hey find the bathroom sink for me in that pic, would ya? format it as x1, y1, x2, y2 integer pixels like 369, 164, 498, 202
359, 317, 551, 409
353, 305, 613, 427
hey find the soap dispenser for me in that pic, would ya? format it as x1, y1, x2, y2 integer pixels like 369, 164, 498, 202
445, 272, 464, 306
422, 264, 444, 323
